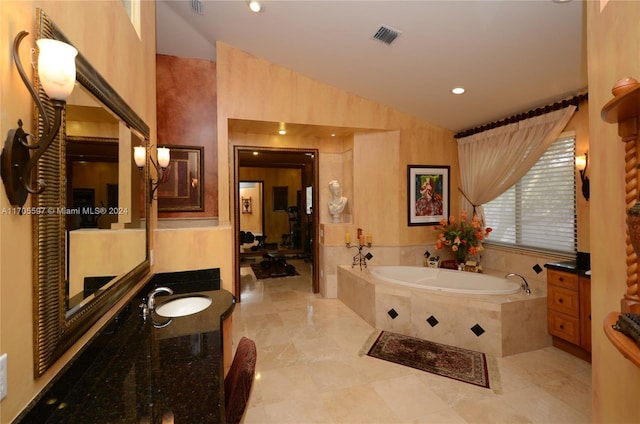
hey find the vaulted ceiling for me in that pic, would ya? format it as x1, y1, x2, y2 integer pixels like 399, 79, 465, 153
156, 0, 587, 133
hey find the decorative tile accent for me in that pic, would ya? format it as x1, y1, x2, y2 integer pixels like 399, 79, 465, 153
533, 264, 543, 274
387, 308, 399, 319
426, 315, 439, 327
471, 324, 485, 337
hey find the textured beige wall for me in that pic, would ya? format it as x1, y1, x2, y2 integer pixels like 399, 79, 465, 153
217, 42, 458, 248
0, 1, 156, 421
587, 1, 640, 422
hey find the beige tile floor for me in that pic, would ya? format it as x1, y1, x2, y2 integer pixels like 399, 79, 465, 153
234, 259, 592, 424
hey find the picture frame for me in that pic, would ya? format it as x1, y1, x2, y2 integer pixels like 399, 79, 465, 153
407, 165, 450, 226
158, 145, 204, 212
241, 196, 252, 214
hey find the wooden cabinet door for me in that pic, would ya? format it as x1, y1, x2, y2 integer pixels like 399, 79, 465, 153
580, 276, 591, 352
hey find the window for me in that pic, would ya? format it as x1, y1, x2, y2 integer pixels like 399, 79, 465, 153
484, 133, 576, 255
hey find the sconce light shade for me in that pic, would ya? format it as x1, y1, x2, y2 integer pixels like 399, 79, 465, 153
134, 146, 146, 168
157, 147, 171, 168
36, 39, 77, 100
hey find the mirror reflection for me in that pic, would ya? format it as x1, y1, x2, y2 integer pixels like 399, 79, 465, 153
64, 84, 146, 316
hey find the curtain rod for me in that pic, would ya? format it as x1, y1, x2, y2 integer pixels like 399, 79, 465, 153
453, 92, 588, 139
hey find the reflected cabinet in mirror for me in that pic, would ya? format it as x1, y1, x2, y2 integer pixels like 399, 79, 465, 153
32, 9, 150, 376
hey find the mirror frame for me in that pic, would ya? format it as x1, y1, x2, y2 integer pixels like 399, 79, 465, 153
33, 9, 150, 377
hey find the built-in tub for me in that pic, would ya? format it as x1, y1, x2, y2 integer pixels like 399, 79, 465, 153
337, 265, 550, 357
370, 266, 522, 295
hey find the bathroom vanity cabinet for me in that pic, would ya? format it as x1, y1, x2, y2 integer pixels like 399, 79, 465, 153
546, 264, 591, 362
16, 271, 235, 423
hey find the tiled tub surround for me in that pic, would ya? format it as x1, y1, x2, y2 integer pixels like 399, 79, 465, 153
16, 270, 233, 424
338, 265, 550, 357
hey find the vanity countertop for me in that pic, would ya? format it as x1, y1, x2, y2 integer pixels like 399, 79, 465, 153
544, 261, 591, 278
17, 278, 235, 424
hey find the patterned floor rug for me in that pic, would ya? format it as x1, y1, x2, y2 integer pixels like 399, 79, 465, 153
367, 331, 491, 389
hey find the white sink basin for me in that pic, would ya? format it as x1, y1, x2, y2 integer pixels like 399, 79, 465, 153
155, 295, 212, 318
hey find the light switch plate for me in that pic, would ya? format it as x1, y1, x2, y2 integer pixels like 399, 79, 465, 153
0, 353, 7, 400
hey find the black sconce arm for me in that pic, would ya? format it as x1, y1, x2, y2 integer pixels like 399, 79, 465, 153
1, 31, 68, 207
579, 153, 590, 201
13, 31, 52, 136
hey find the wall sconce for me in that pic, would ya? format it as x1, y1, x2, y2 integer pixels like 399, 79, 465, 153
1, 31, 77, 207
134, 145, 171, 203
576, 151, 589, 201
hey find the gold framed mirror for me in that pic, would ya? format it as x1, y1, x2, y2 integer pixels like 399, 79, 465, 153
32, 9, 150, 377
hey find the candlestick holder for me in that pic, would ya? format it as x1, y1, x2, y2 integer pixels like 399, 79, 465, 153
346, 242, 373, 270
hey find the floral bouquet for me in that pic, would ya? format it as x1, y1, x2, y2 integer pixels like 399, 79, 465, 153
434, 211, 492, 263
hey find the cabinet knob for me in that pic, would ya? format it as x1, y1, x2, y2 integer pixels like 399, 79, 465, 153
558, 298, 564, 303
559, 324, 565, 330
559, 277, 564, 282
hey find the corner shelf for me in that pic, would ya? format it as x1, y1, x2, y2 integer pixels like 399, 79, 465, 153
603, 312, 640, 368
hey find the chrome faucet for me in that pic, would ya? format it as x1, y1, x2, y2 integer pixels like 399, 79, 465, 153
505, 273, 531, 295
147, 286, 174, 311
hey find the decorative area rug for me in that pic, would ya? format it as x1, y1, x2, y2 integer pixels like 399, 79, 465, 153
250, 261, 299, 280
366, 331, 492, 389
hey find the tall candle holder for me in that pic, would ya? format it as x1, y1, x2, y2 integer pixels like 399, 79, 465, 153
346, 241, 373, 270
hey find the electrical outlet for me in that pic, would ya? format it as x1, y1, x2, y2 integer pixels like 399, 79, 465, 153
0, 353, 7, 400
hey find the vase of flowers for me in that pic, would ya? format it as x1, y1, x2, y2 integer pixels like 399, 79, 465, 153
434, 211, 492, 267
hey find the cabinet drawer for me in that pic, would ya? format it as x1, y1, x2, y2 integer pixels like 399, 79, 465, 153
548, 312, 581, 345
547, 270, 578, 290
547, 285, 580, 317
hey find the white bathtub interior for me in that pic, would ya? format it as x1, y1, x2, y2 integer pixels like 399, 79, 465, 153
369, 266, 523, 295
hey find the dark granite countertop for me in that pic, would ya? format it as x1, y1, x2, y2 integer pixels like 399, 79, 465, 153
544, 261, 591, 278
16, 272, 234, 424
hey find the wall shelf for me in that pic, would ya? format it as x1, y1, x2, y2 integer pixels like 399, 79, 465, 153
604, 312, 640, 368
601, 82, 640, 124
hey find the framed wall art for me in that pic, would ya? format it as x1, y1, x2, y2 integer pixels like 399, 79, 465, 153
407, 165, 450, 226
158, 145, 204, 212
241, 197, 252, 214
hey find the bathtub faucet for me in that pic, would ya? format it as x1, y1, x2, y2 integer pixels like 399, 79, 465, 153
505, 273, 531, 295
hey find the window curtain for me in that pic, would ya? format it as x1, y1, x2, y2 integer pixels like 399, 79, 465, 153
457, 105, 576, 223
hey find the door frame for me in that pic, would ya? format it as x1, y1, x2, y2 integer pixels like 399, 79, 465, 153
233, 146, 319, 302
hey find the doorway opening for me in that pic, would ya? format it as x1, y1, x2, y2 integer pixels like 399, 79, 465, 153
234, 147, 319, 301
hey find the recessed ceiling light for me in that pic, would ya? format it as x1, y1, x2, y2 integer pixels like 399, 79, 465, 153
278, 129, 287, 135
248, 1, 262, 13
278, 122, 286, 135
252, 151, 259, 156
451, 87, 465, 95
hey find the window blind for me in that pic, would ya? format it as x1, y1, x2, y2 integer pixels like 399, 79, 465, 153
484, 135, 576, 255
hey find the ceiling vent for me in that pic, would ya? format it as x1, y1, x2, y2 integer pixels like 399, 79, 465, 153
372, 25, 401, 45
191, 0, 204, 15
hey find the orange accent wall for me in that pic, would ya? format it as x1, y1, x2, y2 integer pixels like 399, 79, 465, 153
156, 54, 218, 218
